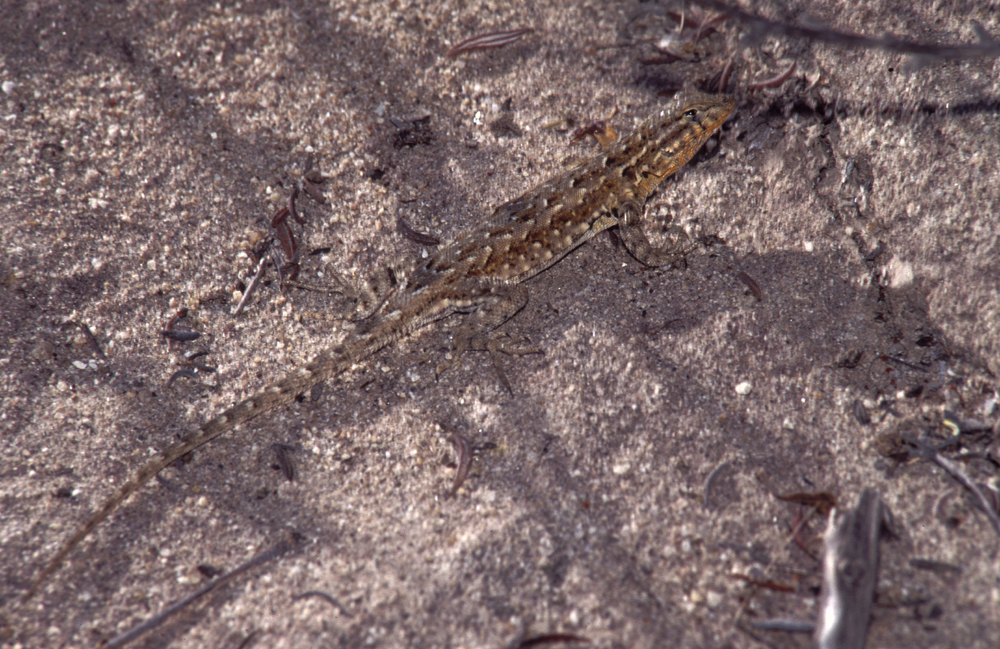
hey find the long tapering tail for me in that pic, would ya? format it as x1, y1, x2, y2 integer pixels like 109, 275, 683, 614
25, 344, 359, 601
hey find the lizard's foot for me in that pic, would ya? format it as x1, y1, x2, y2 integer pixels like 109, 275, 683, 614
436, 332, 543, 394
618, 200, 698, 268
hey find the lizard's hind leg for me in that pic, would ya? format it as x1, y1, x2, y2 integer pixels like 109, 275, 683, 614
436, 284, 542, 393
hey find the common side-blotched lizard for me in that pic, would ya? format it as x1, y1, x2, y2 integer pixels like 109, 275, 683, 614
27, 91, 735, 598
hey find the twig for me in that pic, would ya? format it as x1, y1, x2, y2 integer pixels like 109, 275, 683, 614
272, 443, 296, 482
923, 445, 1000, 536
691, 0, 1000, 60
735, 271, 762, 301
748, 61, 797, 90
689, 12, 729, 44
292, 590, 354, 617
301, 174, 327, 204
232, 252, 269, 316
716, 57, 735, 93
287, 186, 305, 224
702, 461, 730, 509
748, 619, 815, 633
397, 214, 441, 246
236, 629, 261, 649
446, 28, 533, 57
448, 432, 473, 494
160, 330, 200, 342
815, 489, 883, 649
166, 368, 201, 388
517, 634, 589, 648
909, 558, 962, 575
161, 308, 200, 342
104, 533, 302, 648
65, 320, 106, 359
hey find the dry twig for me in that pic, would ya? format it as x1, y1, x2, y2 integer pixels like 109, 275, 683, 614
692, 0, 1000, 60
104, 533, 302, 647
446, 28, 533, 57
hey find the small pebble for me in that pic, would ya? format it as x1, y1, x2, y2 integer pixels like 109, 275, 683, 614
31, 340, 55, 361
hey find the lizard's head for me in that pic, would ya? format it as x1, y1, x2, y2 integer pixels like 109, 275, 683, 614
668, 91, 735, 140
634, 91, 735, 183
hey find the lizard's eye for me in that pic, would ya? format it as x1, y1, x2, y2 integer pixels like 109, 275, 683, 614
684, 109, 698, 118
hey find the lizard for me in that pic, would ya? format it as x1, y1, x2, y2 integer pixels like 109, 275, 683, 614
25, 90, 735, 600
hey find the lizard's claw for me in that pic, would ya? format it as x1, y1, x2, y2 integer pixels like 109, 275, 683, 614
436, 333, 543, 394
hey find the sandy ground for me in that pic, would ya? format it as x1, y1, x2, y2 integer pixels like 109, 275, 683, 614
1, 1, 999, 648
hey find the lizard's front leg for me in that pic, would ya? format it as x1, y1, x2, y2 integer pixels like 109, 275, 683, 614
616, 198, 697, 268
326, 256, 416, 321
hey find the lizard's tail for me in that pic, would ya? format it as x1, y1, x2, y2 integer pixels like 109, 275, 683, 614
24, 345, 357, 601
